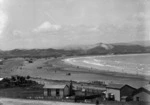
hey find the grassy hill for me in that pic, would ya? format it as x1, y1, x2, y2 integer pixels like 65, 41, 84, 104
0, 41, 150, 58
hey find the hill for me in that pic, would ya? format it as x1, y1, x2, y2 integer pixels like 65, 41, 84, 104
0, 41, 150, 58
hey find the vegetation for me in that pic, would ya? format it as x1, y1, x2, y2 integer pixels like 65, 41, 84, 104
0, 75, 43, 89
0, 76, 44, 99
0, 43, 150, 58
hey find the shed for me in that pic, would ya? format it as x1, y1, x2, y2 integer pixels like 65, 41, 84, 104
133, 84, 150, 102
43, 84, 70, 98
106, 84, 136, 101
75, 85, 105, 96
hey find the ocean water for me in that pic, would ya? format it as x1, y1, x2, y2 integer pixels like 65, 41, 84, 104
65, 53, 150, 76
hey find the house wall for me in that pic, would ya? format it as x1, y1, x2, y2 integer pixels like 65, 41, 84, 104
43, 85, 70, 98
59, 89, 64, 98
51, 89, 56, 97
64, 86, 69, 96
120, 86, 136, 97
44, 89, 66, 98
133, 92, 150, 102
106, 88, 120, 101
44, 89, 48, 96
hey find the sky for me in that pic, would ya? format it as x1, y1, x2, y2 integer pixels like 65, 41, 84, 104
0, 0, 150, 50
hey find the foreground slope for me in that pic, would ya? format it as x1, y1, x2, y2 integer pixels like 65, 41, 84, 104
0, 98, 93, 105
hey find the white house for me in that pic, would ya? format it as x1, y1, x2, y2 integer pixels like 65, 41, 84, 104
43, 84, 70, 98
133, 84, 150, 102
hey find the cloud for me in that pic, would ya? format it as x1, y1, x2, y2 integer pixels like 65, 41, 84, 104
33, 21, 61, 33
0, 0, 8, 38
12, 30, 23, 38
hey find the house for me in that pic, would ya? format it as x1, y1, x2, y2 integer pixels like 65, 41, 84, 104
43, 84, 70, 98
106, 84, 136, 101
133, 84, 150, 102
74, 85, 106, 103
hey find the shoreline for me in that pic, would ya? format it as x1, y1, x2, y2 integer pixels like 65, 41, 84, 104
62, 55, 150, 80
0, 56, 149, 88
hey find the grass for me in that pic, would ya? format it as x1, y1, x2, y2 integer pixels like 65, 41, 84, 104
1, 98, 150, 105
0, 87, 43, 98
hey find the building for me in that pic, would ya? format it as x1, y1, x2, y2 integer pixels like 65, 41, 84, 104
75, 85, 106, 96
133, 84, 150, 102
106, 84, 136, 101
74, 85, 106, 103
43, 84, 70, 98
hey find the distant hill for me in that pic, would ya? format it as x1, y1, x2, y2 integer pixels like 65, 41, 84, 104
0, 41, 150, 58
112, 40, 150, 47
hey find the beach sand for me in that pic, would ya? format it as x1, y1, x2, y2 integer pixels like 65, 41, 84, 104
0, 57, 149, 88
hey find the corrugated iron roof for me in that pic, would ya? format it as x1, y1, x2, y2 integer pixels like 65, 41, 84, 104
106, 83, 124, 90
143, 84, 150, 91
133, 87, 150, 96
43, 84, 68, 89
75, 85, 106, 91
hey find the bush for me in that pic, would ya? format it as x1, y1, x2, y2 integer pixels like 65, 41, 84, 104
0, 76, 41, 88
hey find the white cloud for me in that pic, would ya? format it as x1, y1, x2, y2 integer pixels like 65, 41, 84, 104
0, 0, 3, 4
33, 21, 61, 33
12, 30, 23, 37
0, 0, 7, 38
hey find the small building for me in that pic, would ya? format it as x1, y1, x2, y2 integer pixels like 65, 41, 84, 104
43, 84, 70, 98
74, 85, 106, 103
106, 84, 136, 101
75, 85, 105, 96
133, 84, 150, 102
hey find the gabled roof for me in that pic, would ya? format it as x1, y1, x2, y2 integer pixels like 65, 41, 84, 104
106, 84, 136, 90
143, 84, 150, 91
43, 84, 68, 89
76, 85, 105, 90
132, 87, 150, 96
106, 84, 125, 90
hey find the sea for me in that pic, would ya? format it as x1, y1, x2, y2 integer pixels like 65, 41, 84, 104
65, 53, 150, 76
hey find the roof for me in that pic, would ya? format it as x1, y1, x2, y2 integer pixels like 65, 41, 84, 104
75, 85, 106, 91
43, 84, 68, 89
106, 84, 136, 90
143, 84, 150, 91
106, 84, 125, 90
132, 87, 150, 96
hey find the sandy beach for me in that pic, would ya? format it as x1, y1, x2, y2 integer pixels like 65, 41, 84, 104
63, 54, 150, 76
0, 57, 149, 88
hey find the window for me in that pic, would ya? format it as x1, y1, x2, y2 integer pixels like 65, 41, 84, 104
48, 89, 51, 96
136, 97, 139, 101
56, 89, 60, 96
